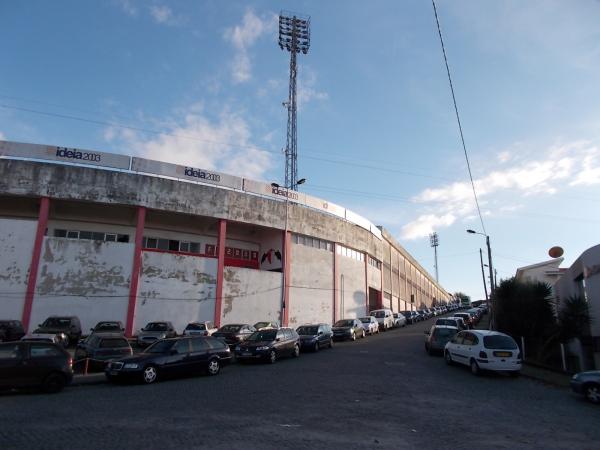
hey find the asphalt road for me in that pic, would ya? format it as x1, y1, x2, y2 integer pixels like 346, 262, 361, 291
2, 317, 599, 450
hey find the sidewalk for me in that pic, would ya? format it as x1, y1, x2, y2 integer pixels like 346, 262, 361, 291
70, 372, 106, 387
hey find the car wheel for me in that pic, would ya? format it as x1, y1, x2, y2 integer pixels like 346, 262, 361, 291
470, 359, 480, 376
314, 342, 319, 352
142, 365, 159, 384
42, 372, 66, 394
207, 358, 220, 376
444, 351, 453, 366
585, 384, 600, 404
351, 331, 356, 341
269, 350, 277, 364
329, 338, 333, 348
293, 344, 300, 358
361, 330, 366, 339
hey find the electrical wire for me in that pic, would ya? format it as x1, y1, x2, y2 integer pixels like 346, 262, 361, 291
432, 0, 487, 235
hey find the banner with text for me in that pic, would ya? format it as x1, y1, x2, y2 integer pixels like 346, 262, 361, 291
131, 157, 243, 190
243, 179, 307, 204
0, 140, 131, 170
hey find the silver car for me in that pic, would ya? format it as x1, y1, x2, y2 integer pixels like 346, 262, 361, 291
137, 321, 177, 347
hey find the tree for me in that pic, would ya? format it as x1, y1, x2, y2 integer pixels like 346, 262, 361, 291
453, 292, 471, 305
493, 277, 556, 339
557, 295, 592, 342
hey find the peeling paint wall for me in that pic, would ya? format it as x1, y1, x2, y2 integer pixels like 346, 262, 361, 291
136, 251, 217, 333
31, 237, 133, 332
222, 267, 281, 325
338, 256, 367, 319
0, 218, 37, 319
289, 243, 334, 327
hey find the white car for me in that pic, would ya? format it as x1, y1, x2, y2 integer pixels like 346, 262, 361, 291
359, 316, 379, 335
444, 330, 522, 376
369, 309, 395, 331
393, 313, 407, 328
183, 321, 218, 336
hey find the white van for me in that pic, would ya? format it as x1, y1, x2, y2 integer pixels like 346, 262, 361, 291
369, 309, 395, 331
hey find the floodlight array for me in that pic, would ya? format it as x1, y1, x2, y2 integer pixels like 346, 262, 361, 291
278, 13, 310, 54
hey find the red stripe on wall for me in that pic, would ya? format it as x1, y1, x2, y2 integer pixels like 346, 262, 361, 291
333, 243, 339, 323
125, 206, 146, 337
21, 197, 50, 332
214, 219, 227, 328
282, 230, 291, 327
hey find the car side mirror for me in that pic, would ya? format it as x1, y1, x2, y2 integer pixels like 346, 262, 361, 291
276, 338, 281, 342
90, 328, 94, 332
318, 331, 323, 335
141, 327, 146, 331
424, 331, 430, 335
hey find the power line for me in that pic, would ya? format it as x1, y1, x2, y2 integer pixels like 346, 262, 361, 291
432, 0, 487, 235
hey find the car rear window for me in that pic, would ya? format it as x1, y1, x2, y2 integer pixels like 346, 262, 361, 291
100, 338, 129, 348
484, 335, 518, 350
146, 323, 168, 331
219, 325, 242, 332
42, 318, 71, 328
371, 311, 385, 318
432, 328, 457, 338
297, 326, 318, 335
0, 343, 21, 359
185, 323, 206, 330
30, 344, 63, 357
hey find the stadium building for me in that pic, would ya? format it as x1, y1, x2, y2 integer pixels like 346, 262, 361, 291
0, 139, 451, 336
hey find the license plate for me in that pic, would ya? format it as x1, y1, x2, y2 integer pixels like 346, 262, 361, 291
110, 371, 118, 376
242, 352, 252, 356
495, 351, 511, 357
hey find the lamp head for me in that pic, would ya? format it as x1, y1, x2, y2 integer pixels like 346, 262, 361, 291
297, 178, 306, 185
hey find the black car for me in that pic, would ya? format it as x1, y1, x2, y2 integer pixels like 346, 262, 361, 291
34, 316, 82, 346
235, 328, 300, 364
400, 311, 418, 324
332, 319, 365, 341
212, 323, 256, 347
106, 336, 231, 384
0, 341, 73, 393
0, 320, 25, 342
89, 321, 125, 335
296, 324, 333, 352
74, 333, 133, 370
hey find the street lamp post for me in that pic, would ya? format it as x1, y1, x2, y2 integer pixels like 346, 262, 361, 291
271, 178, 305, 326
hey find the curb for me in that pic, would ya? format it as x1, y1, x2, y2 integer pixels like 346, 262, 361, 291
520, 367, 571, 388
70, 373, 107, 387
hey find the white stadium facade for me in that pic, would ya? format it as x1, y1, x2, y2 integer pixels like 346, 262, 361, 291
0, 139, 451, 336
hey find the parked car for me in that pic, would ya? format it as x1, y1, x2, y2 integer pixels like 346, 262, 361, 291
74, 333, 133, 370
21, 332, 68, 347
0, 320, 25, 342
253, 321, 280, 331
183, 321, 218, 336
0, 341, 73, 393
332, 319, 365, 341
444, 330, 522, 376
137, 321, 177, 347
418, 309, 432, 320
34, 316, 82, 346
370, 309, 395, 331
424, 325, 459, 355
359, 316, 379, 335
393, 313, 407, 328
570, 370, 600, 404
401, 311, 419, 324
106, 336, 231, 384
448, 316, 467, 331
296, 324, 333, 352
414, 311, 426, 322
89, 321, 125, 335
235, 328, 300, 363
212, 323, 256, 347
435, 317, 466, 330
454, 313, 473, 329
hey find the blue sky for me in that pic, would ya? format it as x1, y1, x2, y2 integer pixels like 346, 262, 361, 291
2, 0, 600, 301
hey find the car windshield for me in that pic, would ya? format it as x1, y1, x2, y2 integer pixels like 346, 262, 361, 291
334, 320, 353, 327
247, 330, 277, 341
144, 340, 175, 353
436, 319, 455, 326
95, 323, 120, 331
41, 318, 71, 328
219, 325, 242, 332
371, 311, 385, 318
145, 323, 168, 331
484, 335, 518, 350
185, 323, 206, 330
359, 318, 371, 323
297, 326, 319, 335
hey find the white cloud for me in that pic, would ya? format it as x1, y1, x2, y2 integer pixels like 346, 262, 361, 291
0, 131, 6, 140
115, 0, 137, 16
497, 151, 511, 163
104, 107, 273, 180
223, 10, 277, 83
401, 140, 600, 239
150, 5, 172, 23
297, 67, 328, 108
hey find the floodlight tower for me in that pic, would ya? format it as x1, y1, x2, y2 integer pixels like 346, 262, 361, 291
279, 11, 310, 191
429, 232, 439, 283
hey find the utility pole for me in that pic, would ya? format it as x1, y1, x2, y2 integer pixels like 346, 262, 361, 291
278, 11, 310, 191
479, 248, 489, 302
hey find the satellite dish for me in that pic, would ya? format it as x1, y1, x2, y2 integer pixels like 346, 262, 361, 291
548, 246, 564, 258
